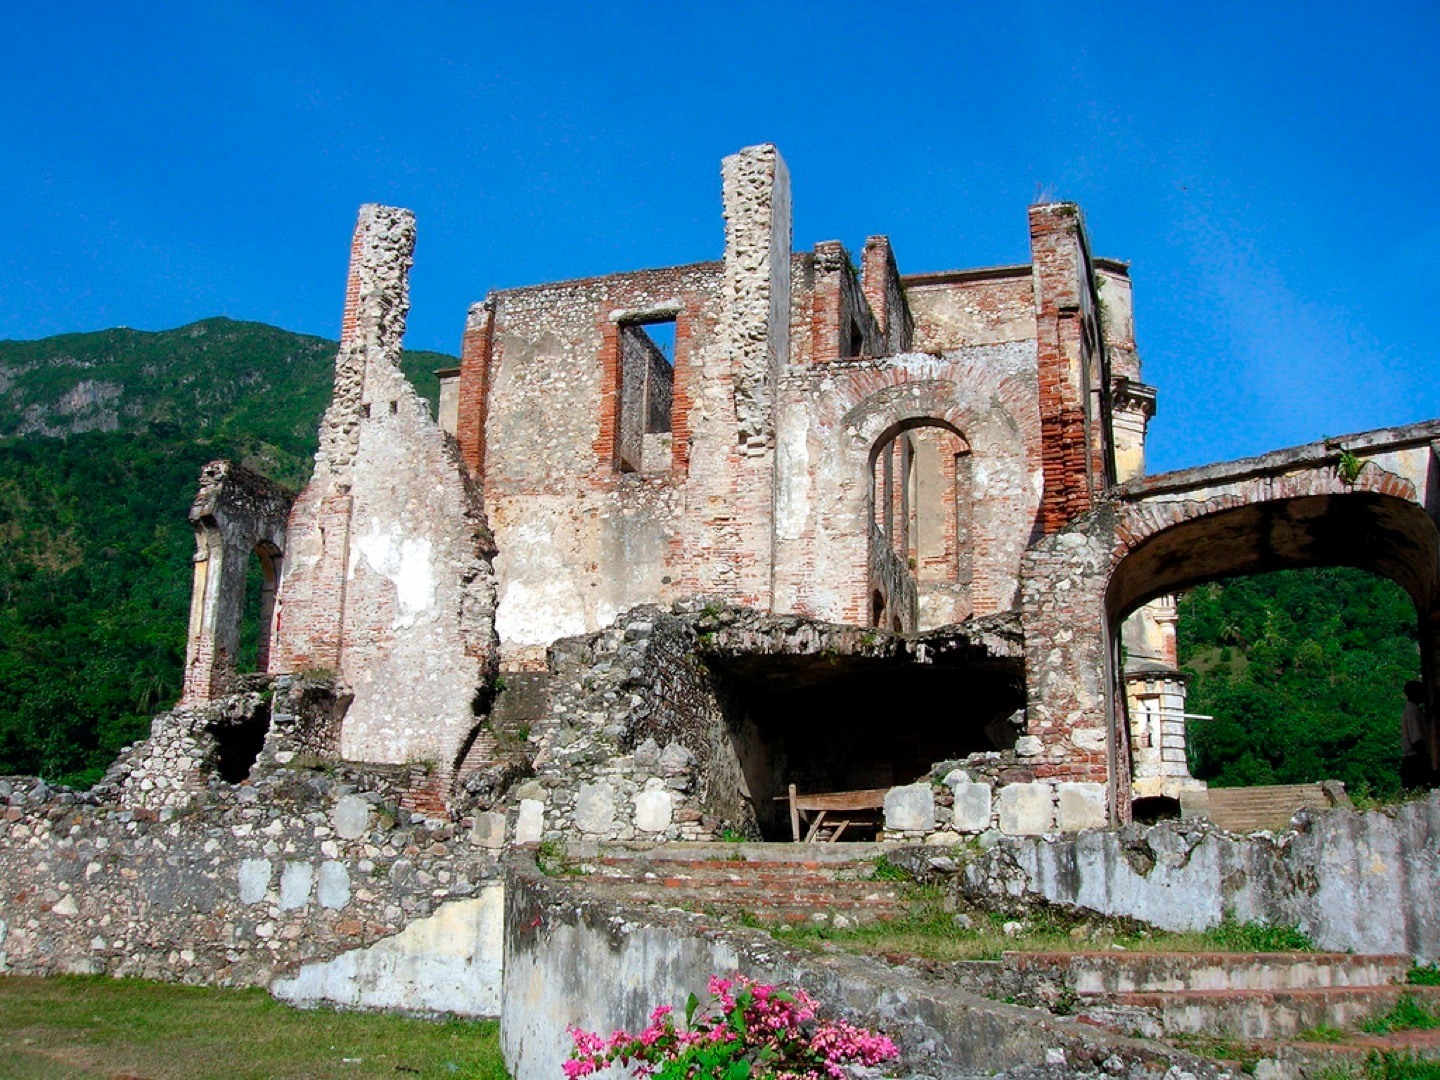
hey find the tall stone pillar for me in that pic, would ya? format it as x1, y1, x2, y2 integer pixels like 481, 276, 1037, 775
682, 144, 792, 608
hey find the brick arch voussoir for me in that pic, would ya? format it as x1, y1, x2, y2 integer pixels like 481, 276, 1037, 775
1108, 463, 1420, 567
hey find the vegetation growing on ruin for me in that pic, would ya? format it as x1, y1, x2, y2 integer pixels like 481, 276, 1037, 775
0, 974, 507, 1079
0, 320, 449, 786
1178, 567, 1421, 796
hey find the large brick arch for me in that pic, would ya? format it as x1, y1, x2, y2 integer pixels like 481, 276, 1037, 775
1019, 448, 1440, 827
1108, 464, 1431, 619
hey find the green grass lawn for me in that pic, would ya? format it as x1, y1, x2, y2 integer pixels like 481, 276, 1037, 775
0, 976, 509, 1079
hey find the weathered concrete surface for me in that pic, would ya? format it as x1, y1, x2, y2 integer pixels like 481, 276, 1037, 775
271, 886, 503, 1016
501, 858, 1227, 1080
949, 793, 1440, 959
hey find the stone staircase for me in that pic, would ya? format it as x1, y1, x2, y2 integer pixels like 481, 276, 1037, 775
962, 950, 1440, 1073
559, 842, 909, 926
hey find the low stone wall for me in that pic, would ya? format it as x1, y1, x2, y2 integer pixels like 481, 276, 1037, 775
0, 765, 505, 1014
500, 858, 1225, 1080
931, 792, 1440, 960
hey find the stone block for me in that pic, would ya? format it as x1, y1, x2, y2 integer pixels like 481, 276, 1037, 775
997, 783, 1053, 835
317, 861, 351, 909
950, 783, 993, 832
884, 783, 935, 832
332, 795, 371, 840
470, 811, 507, 849
658, 743, 693, 776
633, 780, 673, 833
279, 861, 314, 910
238, 858, 272, 904
515, 799, 545, 843
1056, 782, 1107, 831
574, 782, 617, 835
1014, 736, 1043, 757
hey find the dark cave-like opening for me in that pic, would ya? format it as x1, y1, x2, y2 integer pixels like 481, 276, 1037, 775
709, 651, 1024, 840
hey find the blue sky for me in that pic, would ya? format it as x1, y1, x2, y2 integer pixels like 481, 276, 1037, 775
1, 2, 1435, 472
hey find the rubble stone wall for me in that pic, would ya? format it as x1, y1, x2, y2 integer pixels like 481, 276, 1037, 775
0, 765, 503, 1005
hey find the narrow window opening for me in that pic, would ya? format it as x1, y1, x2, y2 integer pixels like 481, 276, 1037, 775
617, 318, 676, 473
237, 546, 279, 675
841, 317, 865, 359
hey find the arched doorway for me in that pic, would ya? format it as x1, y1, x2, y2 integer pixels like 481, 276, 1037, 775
868, 419, 971, 632
1106, 492, 1440, 818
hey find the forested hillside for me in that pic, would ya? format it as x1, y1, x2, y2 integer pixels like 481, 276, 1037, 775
0, 319, 450, 786
1178, 567, 1420, 796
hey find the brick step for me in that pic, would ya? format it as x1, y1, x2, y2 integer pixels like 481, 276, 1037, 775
1243, 1028, 1440, 1071
582, 882, 905, 910
616, 895, 906, 925
590, 867, 878, 887
1003, 951, 1410, 993
1101, 985, 1440, 1041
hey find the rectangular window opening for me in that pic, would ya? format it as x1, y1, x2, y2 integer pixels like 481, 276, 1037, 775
617, 319, 676, 473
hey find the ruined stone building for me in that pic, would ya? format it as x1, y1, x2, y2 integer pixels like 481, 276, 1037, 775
168, 143, 1440, 843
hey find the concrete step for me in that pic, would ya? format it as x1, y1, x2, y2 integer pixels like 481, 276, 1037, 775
1004, 951, 1410, 994
1247, 1028, 1440, 1074
1104, 985, 1440, 1041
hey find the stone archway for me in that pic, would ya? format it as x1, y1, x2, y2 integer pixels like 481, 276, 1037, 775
1018, 424, 1440, 826
182, 461, 295, 704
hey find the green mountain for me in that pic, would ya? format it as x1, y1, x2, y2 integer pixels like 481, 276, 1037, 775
1178, 567, 1420, 797
0, 319, 454, 785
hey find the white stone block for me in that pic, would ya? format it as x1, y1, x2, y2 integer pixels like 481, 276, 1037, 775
1056, 782, 1107, 831
332, 795, 372, 840
317, 861, 351, 909
1015, 736, 1043, 757
238, 858, 271, 904
997, 783, 1053, 835
279, 861, 314, 910
950, 783, 993, 832
884, 783, 935, 832
470, 811, 507, 849
515, 799, 545, 844
574, 782, 616, 835
633, 780, 673, 833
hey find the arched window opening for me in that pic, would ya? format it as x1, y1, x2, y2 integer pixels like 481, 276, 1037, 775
236, 545, 280, 674
868, 420, 972, 632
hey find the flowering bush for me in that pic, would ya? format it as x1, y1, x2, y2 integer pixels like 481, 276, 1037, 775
562, 974, 900, 1079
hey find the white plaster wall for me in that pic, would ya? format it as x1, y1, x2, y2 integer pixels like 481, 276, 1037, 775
271, 886, 505, 1016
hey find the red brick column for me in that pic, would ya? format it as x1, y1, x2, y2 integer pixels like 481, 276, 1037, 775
1030, 203, 1096, 534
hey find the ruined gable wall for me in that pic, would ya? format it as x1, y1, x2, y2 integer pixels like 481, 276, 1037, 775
478, 144, 795, 670
272, 205, 498, 779
480, 265, 720, 669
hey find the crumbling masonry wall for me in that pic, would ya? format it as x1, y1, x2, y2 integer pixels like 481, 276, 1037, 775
181, 461, 294, 703
272, 205, 498, 799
